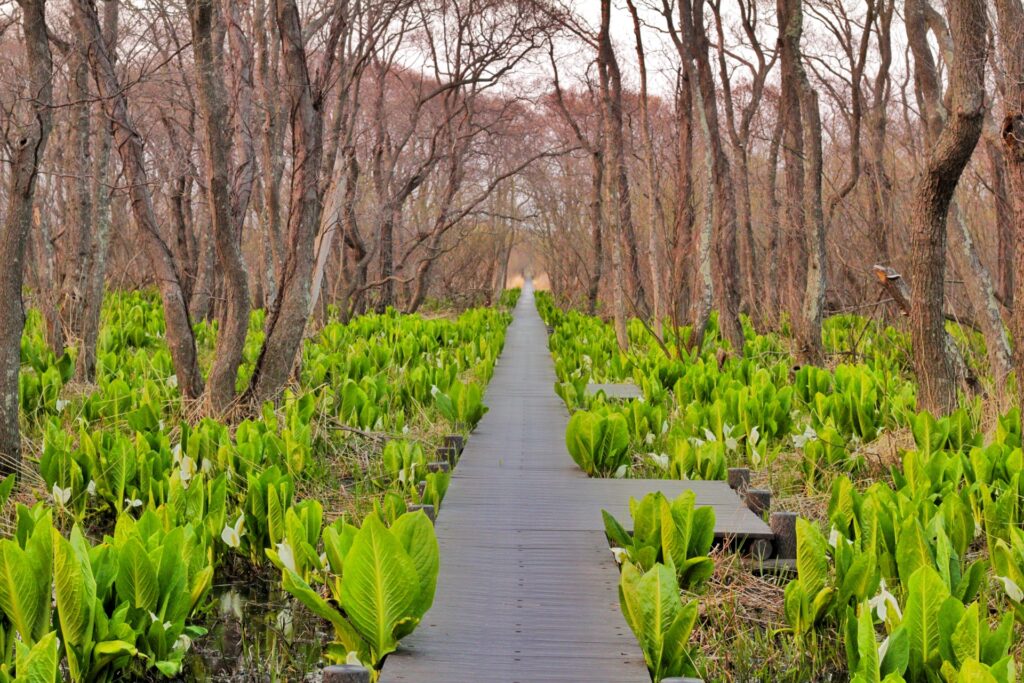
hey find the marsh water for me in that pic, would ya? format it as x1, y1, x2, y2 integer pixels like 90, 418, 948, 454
184, 579, 329, 682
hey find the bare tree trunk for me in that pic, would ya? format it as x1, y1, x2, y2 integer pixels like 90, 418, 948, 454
77, 0, 117, 383
907, 0, 987, 413
71, 0, 204, 398
670, 70, 695, 323
0, 0, 53, 475
778, 0, 826, 363
246, 0, 339, 402
690, 1, 743, 351
994, 0, 1024, 403
188, 0, 252, 411
60, 49, 94, 357
598, 0, 630, 348
626, 0, 664, 333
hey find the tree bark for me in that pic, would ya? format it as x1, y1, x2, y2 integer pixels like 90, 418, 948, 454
0, 0, 53, 475
245, 0, 337, 402
72, 0, 204, 398
907, 0, 987, 413
188, 0, 252, 412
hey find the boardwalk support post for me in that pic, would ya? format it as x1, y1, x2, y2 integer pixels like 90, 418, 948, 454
427, 461, 451, 474
438, 445, 458, 466
409, 504, 436, 523
744, 488, 771, 517
727, 467, 750, 491
444, 434, 465, 454
416, 480, 427, 497
770, 511, 798, 560
322, 665, 370, 683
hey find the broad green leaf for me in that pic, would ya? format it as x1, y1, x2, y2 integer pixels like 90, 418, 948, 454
391, 511, 439, 621
796, 518, 828, 597
115, 538, 159, 612
339, 515, 418, 663
14, 631, 58, 683
0, 540, 43, 644
904, 565, 949, 677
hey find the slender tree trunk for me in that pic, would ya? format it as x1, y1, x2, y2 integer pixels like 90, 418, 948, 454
907, 0, 987, 413
598, 0, 630, 348
72, 0, 204, 398
188, 0, 251, 411
587, 150, 605, 316
0, 0, 53, 475
77, 0, 117, 383
627, 0, 664, 333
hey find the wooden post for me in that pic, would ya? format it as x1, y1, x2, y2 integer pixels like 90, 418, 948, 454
444, 434, 465, 454
438, 445, 458, 466
744, 488, 771, 517
322, 665, 370, 683
427, 461, 451, 474
727, 467, 750, 491
409, 504, 436, 522
770, 511, 798, 560
416, 480, 427, 497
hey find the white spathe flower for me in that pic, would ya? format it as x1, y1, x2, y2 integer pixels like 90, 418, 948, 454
725, 435, 739, 452
125, 497, 143, 509
52, 484, 71, 507
166, 374, 178, 388
174, 634, 192, 653
644, 432, 656, 446
661, 420, 669, 435
430, 385, 440, 397
86, 480, 97, 497
703, 429, 717, 443
647, 453, 669, 471
201, 458, 214, 474
750, 446, 762, 467
878, 635, 890, 663
221, 515, 245, 549
613, 464, 628, 479
827, 526, 840, 549
276, 540, 297, 573
997, 575, 1024, 603
55, 399, 69, 414
749, 426, 760, 446
178, 455, 197, 489
793, 425, 817, 449
610, 547, 628, 564
171, 443, 182, 464
867, 579, 901, 621
723, 423, 734, 437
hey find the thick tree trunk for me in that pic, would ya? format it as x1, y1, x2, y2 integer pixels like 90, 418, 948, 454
907, 0, 987, 413
994, 0, 1024, 403
0, 0, 53, 475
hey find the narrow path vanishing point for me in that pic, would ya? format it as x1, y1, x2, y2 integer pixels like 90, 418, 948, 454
382, 282, 648, 682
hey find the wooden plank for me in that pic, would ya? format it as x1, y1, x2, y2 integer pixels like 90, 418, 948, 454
380, 284, 770, 682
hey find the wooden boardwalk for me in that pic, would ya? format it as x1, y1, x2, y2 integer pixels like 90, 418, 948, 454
382, 285, 770, 682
